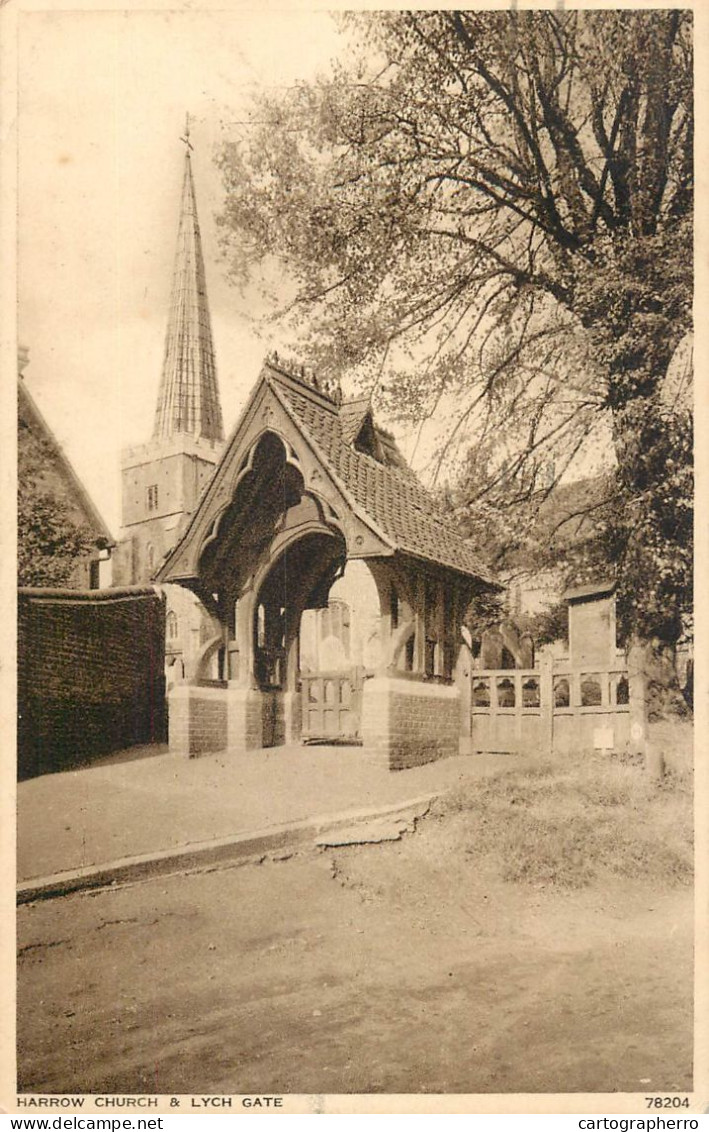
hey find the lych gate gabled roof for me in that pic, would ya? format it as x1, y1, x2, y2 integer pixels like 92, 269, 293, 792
157, 356, 499, 588
267, 363, 497, 584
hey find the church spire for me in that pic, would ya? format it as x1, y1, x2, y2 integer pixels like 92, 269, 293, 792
152, 119, 224, 443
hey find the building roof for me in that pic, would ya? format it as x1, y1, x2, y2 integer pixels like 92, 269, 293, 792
152, 140, 224, 444
563, 580, 616, 602
264, 359, 498, 585
339, 396, 372, 445
18, 377, 115, 547
157, 355, 500, 588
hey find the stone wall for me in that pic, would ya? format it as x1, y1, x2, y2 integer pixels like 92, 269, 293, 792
18, 586, 166, 779
362, 676, 460, 770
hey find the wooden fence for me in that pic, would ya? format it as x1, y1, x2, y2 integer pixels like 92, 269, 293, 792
468, 656, 631, 756
298, 655, 634, 755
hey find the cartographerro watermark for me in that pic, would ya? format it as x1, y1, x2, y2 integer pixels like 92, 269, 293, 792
579, 1120, 698, 1130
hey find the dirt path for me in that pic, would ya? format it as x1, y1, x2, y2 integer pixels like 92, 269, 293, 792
17, 818, 692, 1096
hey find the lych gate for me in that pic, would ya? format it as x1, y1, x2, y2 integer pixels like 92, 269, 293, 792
115, 136, 643, 769
157, 356, 501, 769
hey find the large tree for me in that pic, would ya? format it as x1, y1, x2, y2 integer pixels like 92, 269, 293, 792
217, 9, 693, 647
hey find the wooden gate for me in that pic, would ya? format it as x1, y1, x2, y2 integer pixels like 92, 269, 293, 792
471, 669, 546, 754
300, 668, 364, 743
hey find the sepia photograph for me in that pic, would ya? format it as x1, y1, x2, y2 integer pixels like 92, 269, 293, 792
6, 0, 700, 1114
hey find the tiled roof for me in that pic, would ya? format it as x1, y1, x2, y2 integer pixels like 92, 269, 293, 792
563, 580, 615, 602
265, 363, 498, 587
339, 397, 371, 444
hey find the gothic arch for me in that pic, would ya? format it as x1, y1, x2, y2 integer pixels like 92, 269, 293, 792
250, 527, 346, 692
198, 430, 343, 574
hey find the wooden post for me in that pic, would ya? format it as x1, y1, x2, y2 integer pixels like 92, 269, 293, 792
233, 586, 256, 688
627, 638, 663, 779
539, 652, 553, 757
456, 638, 473, 754
414, 577, 426, 675
378, 566, 394, 677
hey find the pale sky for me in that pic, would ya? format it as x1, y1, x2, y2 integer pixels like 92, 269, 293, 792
17, 7, 346, 536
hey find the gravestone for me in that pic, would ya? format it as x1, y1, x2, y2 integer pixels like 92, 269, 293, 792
564, 581, 616, 668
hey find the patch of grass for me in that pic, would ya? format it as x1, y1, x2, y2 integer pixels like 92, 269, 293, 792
432, 747, 693, 889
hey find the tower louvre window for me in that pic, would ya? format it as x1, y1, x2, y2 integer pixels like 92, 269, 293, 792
147, 484, 159, 512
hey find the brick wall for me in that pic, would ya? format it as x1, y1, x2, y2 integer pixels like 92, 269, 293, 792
224, 689, 264, 753
18, 586, 166, 779
168, 686, 287, 757
362, 676, 460, 770
168, 686, 227, 756
227, 689, 285, 752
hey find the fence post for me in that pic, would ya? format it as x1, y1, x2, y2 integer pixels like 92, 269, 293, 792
456, 641, 473, 754
540, 652, 553, 757
627, 638, 662, 779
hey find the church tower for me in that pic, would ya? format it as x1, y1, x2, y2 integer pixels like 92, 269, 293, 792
115, 124, 225, 588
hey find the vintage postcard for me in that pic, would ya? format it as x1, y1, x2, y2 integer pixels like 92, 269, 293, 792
2, 0, 705, 1118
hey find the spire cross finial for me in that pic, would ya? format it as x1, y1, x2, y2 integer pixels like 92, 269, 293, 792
180, 113, 194, 153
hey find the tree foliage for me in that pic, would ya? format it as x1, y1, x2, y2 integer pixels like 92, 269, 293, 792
516, 601, 569, 651
217, 9, 693, 645
18, 411, 97, 588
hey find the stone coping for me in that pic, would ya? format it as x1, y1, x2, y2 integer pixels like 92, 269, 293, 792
363, 675, 459, 698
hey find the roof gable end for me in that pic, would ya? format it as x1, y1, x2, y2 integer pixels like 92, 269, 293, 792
158, 355, 500, 588
18, 380, 114, 546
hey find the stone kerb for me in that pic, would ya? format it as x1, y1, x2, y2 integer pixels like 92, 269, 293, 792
362, 675, 460, 771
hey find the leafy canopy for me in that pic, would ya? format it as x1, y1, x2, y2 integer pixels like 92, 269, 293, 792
217, 9, 692, 645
